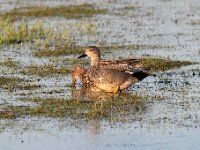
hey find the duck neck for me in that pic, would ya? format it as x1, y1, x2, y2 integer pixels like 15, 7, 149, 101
91, 56, 100, 66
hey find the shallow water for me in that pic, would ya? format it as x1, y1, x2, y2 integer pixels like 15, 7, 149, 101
1, 117, 200, 150
1, 0, 200, 149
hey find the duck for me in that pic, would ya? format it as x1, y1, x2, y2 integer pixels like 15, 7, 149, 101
71, 65, 87, 88
78, 46, 141, 72
71, 65, 149, 93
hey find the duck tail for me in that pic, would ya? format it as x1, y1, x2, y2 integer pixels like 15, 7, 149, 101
129, 69, 150, 81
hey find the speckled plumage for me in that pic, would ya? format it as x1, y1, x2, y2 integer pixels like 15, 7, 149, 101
71, 65, 149, 93
100, 59, 141, 72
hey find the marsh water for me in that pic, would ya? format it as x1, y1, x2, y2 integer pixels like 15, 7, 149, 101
1, 0, 200, 149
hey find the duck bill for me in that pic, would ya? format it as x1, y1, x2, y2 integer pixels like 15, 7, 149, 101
72, 78, 76, 88
78, 54, 87, 59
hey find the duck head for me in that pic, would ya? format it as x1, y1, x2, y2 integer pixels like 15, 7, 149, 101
71, 66, 86, 88
78, 46, 100, 66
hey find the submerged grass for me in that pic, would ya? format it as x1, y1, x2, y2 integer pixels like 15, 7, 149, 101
33, 45, 83, 57
2, 93, 146, 121
0, 111, 16, 119
21, 65, 70, 77
1, 4, 106, 21
0, 58, 19, 68
100, 44, 174, 51
120, 5, 139, 10
140, 58, 194, 72
51, 57, 89, 66
0, 77, 40, 92
0, 77, 23, 88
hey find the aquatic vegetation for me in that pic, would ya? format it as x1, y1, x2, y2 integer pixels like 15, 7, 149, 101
33, 28, 86, 57
33, 45, 83, 57
120, 5, 139, 11
0, 111, 16, 119
0, 18, 48, 45
140, 58, 194, 72
0, 77, 23, 89
76, 20, 97, 36
33, 44, 173, 58
100, 44, 174, 51
113, 3, 140, 16
0, 58, 19, 68
191, 20, 200, 25
2, 93, 146, 121
0, 18, 71, 46
51, 57, 89, 66
21, 65, 70, 77
17, 83, 41, 91
0, 77, 40, 92
1, 4, 106, 21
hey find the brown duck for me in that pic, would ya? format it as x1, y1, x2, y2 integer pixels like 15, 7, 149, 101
78, 46, 141, 72
71, 65, 149, 93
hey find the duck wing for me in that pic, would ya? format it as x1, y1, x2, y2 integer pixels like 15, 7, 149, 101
100, 59, 142, 71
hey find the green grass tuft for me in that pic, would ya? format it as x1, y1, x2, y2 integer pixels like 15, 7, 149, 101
0, 77, 40, 92
140, 58, 194, 72
21, 65, 70, 77
0, 18, 47, 45
1, 4, 106, 21
100, 44, 174, 51
0, 58, 19, 68
33, 45, 83, 57
0, 111, 16, 119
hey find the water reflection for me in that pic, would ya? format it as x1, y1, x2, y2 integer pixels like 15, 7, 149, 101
71, 85, 116, 101
87, 120, 103, 139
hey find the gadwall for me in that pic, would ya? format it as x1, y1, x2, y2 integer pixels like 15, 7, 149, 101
71, 65, 149, 93
71, 65, 87, 88
78, 46, 141, 72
